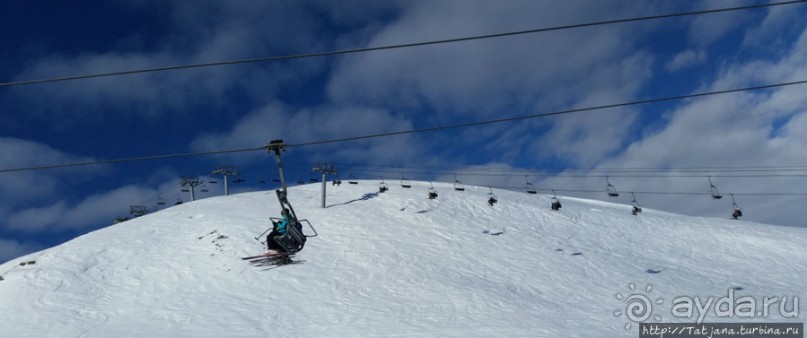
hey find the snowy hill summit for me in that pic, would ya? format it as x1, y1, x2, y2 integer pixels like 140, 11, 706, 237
2, 180, 805, 337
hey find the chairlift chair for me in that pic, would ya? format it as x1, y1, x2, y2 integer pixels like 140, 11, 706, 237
208, 180, 218, 184
428, 182, 438, 199
272, 176, 281, 183
379, 180, 389, 193
157, 197, 166, 206
255, 139, 319, 254
487, 186, 498, 206
309, 172, 319, 182
525, 175, 537, 194
181, 187, 190, 192
174, 195, 183, 205
708, 176, 722, 199
201, 184, 209, 193
631, 192, 642, 215
550, 190, 562, 211
606, 176, 619, 197
730, 194, 743, 220
400, 173, 412, 188
258, 178, 267, 185
233, 177, 246, 184
348, 174, 358, 184
453, 174, 465, 191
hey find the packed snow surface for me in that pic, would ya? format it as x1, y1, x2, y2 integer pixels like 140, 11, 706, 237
1, 181, 805, 337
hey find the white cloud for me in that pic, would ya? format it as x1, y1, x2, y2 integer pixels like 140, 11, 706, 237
582, 26, 807, 227
5, 185, 158, 233
0, 138, 103, 203
190, 102, 420, 165
5, 1, 335, 126
665, 49, 707, 72
0, 238, 43, 263
685, 0, 753, 47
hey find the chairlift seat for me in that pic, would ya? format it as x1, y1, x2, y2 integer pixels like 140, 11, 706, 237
271, 222, 307, 253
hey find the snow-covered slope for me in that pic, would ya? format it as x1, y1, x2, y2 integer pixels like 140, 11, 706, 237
1, 181, 805, 337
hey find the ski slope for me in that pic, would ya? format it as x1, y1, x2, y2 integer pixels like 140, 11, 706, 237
1, 181, 805, 337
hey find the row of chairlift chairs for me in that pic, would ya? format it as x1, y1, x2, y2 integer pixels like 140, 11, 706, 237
603, 175, 742, 219
364, 174, 742, 219
155, 175, 263, 207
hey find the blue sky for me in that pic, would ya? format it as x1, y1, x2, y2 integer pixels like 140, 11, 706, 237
2, 0, 807, 262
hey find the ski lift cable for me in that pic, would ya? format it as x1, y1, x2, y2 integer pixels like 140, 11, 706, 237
4, 1, 804, 88
333, 168, 807, 197
285, 79, 807, 149
331, 161, 807, 173
5, 78, 807, 174
342, 168, 807, 179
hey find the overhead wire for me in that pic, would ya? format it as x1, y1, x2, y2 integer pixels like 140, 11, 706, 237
2, 1, 805, 88
284, 79, 807, 148
333, 162, 807, 175
4, 77, 807, 174
1, 2, 807, 173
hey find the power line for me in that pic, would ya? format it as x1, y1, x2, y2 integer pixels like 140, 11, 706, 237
3, 78, 807, 173
1, 1, 805, 88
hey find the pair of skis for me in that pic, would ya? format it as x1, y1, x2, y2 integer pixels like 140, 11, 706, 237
242, 251, 304, 270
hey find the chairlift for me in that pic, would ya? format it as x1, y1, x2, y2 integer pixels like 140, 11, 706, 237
233, 177, 246, 184
379, 179, 389, 193
181, 187, 190, 192
487, 186, 498, 206
157, 197, 166, 206
708, 176, 722, 199
208, 180, 218, 184
296, 175, 305, 185
201, 184, 209, 193
730, 194, 743, 220
348, 174, 358, 185
550, 189, 562, 211
258, 178, 267, 185
606, 176, 619, 197
453, 174, 465, 191
309, 173, 319, 182
631, 192, 642, 215
400, 173, 412, 188
272, 176, 281, 183
174, 195, 183, 205
428, 182, 438, 200
525, 175, 537, 194
254, 140, 318, 254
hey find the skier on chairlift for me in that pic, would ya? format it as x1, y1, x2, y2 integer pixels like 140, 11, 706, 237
266, 208, 293, 253
732, 207, 743, 220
